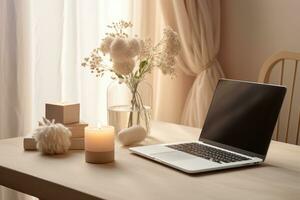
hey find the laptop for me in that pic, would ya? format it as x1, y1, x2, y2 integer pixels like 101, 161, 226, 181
129, 79, 286, 173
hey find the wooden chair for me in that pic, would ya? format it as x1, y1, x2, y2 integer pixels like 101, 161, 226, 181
258, 51, 300, 145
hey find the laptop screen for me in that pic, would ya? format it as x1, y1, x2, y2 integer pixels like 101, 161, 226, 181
199, 79, 286, 158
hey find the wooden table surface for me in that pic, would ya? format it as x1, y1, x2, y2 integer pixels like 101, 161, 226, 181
0, 121, 300, 200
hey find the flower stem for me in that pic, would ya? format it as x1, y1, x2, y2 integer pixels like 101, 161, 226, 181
126, 81, 150, 133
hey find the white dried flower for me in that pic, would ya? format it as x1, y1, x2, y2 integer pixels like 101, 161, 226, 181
113, 59, 135, 75
139, 39, 152, 59
33, 117, 71, 155
110, 37, 133, 62
100, 36, 114, 54
162, 27, 181, 56
128, 38, 140, 57
152, 54, 176, 75
82, 21, 181, 81
149, 27, 180, 76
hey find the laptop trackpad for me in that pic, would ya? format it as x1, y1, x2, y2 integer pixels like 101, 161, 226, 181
152, 151, 196, 161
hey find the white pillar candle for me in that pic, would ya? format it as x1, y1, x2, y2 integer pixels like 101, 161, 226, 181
85, 126, 115, 164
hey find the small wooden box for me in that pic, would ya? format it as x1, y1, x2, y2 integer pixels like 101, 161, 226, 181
66, 122, 88, 138
45, 103, 80, 124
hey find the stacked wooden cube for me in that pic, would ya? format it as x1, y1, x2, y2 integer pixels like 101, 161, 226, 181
24, 103, 87, 150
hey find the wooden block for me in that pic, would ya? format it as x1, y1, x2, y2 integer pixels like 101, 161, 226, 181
69, 138, 85, 150
45, 103, 80, 124
23, 137, 38, 150
65, 122, 88, 138
37, 121, 88, 138
23, 136, 84, 150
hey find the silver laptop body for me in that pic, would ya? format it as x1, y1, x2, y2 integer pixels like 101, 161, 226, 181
130, 79, 286, 173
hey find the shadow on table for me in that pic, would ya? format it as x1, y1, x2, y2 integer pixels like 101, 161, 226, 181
38, 150, 83, 159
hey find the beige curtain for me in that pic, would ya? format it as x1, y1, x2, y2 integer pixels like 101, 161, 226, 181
0, 0, 33, 199
133, 0, 195, 124
160, 0, 224, 128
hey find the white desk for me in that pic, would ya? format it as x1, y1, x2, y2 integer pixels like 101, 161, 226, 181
0, 121, 300, 200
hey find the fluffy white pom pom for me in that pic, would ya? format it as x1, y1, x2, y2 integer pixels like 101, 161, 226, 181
100, 36, 114, 54
33, 117, 71, 155
113, 59, 135, 75
110, 38, 133, 62
128, 38, 140, 57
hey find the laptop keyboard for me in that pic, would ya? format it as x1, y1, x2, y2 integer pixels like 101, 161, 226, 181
167, 143, 250, 164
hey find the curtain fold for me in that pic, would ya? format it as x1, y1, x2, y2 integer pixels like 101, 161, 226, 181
0, 0, 33, 138
0, 0, 34, 199
160, 0, 224, 128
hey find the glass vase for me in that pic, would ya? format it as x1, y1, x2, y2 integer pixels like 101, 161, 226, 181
107, 80, 152, 135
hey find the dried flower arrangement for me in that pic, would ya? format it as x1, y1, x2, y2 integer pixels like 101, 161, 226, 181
82, 20, 181, 132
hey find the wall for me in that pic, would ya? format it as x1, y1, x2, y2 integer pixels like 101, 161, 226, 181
219, 0, 300, 81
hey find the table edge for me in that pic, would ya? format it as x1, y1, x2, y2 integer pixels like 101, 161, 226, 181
0, 165, 102, 200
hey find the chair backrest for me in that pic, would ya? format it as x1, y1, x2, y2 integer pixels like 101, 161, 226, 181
258, 51, 300, 145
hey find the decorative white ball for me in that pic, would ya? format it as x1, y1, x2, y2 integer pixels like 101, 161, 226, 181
33, 117, 71, 155
113, 59, 135, 75
118, 125, 147, 146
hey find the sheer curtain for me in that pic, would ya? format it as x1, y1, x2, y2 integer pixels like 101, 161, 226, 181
0, 0, 33, 199
31, 0, 136, 127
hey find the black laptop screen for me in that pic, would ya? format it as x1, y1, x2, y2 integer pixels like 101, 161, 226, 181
200, 80, 286, 157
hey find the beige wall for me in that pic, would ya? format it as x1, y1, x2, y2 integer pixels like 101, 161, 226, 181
219, 0, 300, 81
